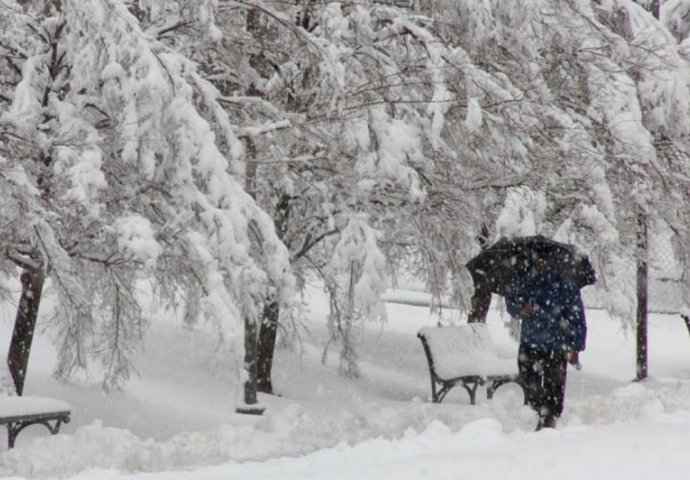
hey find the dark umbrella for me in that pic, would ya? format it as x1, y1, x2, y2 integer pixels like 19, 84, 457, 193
466, 235, 596, 296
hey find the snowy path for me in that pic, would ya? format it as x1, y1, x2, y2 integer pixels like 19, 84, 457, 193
2, 293, 690, 478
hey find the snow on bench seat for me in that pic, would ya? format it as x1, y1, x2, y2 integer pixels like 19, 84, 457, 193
418, 324, 518, 380
0, 396, 71, 420
0, 396, 71, 448
417, 324, 522, 404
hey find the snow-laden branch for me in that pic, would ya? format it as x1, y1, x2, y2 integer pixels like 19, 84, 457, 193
217, 95, 291, 119
221, 0, 323, 56
237, 120, 291, 138
291, 228, 340, 263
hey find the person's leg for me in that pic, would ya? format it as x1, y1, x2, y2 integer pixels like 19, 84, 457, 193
541, 350, 568, 427
518, 345, 547, 419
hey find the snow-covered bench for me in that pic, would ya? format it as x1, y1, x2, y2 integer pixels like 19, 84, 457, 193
0, 396, 71, 448
417, 324, 522, 404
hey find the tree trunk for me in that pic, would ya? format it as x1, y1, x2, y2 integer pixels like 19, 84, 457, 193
633, 1, 656, 380
7, 269, 45, 396
244, 2, 293, 396
243, 315, 259, 404
236, 130, 262, 413
256, 193, 290, 394
236, 314, 264, 414
244, 5, 295, 398
468, 224, 492, 323
636, 211, 648, 381
257, 300, 279, 394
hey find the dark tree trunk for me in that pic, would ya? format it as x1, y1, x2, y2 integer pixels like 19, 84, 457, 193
633, 1, 656, 380
468, 224, 492, 323
636, 212, 648, 381
243, 315, 258, 404
236, 314, 264, 415
256, 193, 290, 394
257, 300, 279, 394
236, 130, 262, 413
8, 269, 45, 396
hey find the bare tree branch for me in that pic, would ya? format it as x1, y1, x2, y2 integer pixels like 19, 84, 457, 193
291, 228, 340, 262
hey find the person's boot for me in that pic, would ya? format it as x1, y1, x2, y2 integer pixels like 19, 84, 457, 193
535, 418, 544, 431
536, 415, 557, 431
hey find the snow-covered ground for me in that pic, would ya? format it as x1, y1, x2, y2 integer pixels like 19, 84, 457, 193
2, 288, 690, 479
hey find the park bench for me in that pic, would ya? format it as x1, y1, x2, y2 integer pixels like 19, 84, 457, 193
417, 323, 523, 404
0, 396, 71, 448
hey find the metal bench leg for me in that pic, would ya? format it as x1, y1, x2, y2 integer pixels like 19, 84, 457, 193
487, 379, 508, 400
431, 377, 440, 403
6, 416, 69, 449
7, 423, 19, 449
435, 382, 453, 403
461, 379, 480, 405
486, 378, 526, 403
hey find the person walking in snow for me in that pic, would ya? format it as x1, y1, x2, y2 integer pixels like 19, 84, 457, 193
504, 254, 587, 431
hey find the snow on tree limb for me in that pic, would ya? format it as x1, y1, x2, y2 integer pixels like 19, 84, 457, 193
0, 0, 293, 389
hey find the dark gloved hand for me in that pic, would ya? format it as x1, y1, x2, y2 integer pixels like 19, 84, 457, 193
520, 303, 536, 318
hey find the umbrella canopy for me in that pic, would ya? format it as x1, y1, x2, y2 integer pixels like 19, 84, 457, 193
466, 235, 596, 296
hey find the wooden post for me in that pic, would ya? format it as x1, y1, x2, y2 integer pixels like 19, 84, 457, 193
636, 211, 648, 381
8, 270, 45, 396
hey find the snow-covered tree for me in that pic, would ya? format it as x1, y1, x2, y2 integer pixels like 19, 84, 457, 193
199, 1, 459, 385
0, 0, 291, 394
408, 0, 690, 328
5, 0, 689, 395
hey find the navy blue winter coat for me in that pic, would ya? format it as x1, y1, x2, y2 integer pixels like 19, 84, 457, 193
504, 269, 587, 352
